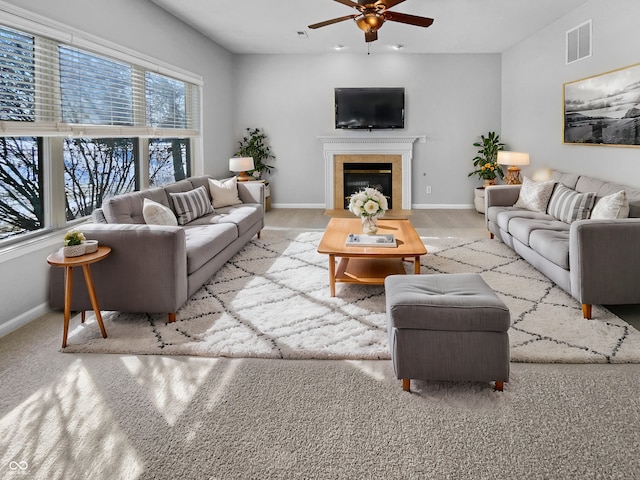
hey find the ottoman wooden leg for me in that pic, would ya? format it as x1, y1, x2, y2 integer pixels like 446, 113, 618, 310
402, 378, 411, 392
494, 381, 504, 392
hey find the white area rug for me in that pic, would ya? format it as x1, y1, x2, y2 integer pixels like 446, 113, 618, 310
64, 230, 640, 363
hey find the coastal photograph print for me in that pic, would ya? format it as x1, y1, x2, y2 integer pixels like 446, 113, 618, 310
564, 62, 640, 146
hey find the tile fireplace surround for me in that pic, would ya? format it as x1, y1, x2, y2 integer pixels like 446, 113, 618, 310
319, 136, 422, 211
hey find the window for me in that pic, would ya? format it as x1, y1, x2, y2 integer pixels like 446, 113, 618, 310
0, 137, 42, 240
149, 138, 190, 187
64, 138, 138, 221
0, 17, 202, 246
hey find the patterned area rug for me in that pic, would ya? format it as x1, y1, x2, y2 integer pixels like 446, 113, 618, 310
64, 230, 640, 363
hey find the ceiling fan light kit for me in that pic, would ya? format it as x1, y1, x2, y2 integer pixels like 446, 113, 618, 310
308, 0, 433, 44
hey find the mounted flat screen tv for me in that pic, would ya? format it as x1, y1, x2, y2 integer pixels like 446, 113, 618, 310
335, 87, 405, 130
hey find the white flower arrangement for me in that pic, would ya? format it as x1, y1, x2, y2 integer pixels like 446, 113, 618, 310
348, 187, 388, 218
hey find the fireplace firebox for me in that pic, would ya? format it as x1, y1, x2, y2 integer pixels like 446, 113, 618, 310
343, 162, 392, 209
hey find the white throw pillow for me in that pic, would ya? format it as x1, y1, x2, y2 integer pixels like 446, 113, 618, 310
590, 190, 629, 219
208, 177, 243, 208
142, 198, 178, 226
513, 176, 556, 213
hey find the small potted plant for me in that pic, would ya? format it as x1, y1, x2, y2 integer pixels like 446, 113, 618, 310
234, 128, 275, 180
63, 229, 86, 257
468, 131, 505, 186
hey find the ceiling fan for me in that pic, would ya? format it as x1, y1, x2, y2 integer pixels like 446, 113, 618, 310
308, 0, 434, 43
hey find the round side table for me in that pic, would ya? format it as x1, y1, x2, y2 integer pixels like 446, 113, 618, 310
47, 246, 111, 348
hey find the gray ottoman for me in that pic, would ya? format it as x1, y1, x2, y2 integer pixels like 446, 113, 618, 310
384, 273, 510, 392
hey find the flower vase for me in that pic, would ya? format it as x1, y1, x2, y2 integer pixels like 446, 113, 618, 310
484, 179, 496, 187
361, 215, 379, 234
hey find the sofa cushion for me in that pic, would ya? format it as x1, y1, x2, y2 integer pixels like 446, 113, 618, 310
513, 176, 556, 213
508, 216, 569, 247
183, 224, 238, 274
590, 190, 629, 219
142, 198, 178, 226
529, 229, 571, 269
187, 203, 263, 236
551, 171, 580, 190
209, 177, 243, 208
102, 187, 169, 224
493, 208, 551, 232
169, 186, 214, 225
547, 184, 596, 224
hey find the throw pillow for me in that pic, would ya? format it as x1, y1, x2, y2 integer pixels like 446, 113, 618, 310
547, 184, 596, 224
513, 176, 556, 213
590, 190, 630, 219
169, 186, 214, 225
208, 177, 243, 208
142, 198, 178, 226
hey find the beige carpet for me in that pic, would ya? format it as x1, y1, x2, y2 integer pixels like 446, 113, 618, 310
62, 231, 640, 363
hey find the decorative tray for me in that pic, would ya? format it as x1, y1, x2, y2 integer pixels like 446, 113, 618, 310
346, 233, 397, 247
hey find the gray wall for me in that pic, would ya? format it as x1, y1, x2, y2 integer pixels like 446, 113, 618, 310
0, 0, 236, 333
502, 0, 640, 186
233, 53, 502, 207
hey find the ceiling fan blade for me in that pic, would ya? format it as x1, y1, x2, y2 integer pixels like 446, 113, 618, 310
334, 0, 364, 10
365, 29, 378, 42
308, 14, 358, 29
375, 0, 405, 9
384, 11, 434, 28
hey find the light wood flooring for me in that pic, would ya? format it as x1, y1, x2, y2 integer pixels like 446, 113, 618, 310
264, 207, 640, 329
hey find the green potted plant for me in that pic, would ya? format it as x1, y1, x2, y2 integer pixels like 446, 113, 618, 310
63, 229, 86, 257
234, 128, 275, 180
468, 131, 505, 186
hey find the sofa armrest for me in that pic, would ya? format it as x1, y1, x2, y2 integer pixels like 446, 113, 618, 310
485, 185, 521, 209
49, 223, 188, 314
569, 218, 640, 305
237, 181, 265, 206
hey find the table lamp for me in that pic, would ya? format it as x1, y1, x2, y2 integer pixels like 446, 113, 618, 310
229, 157, 254, 182
497, 151, 530, 185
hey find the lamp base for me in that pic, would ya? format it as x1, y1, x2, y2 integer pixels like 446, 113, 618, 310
236, 172, 252, 182
504, 166, 522, 185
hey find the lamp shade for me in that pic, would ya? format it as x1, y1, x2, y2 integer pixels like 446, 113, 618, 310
229, 157, 254, 172
497, 151, 530, 166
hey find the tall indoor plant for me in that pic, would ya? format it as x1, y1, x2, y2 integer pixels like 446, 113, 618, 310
234, 128, 275, 179
468, 131, 505, 186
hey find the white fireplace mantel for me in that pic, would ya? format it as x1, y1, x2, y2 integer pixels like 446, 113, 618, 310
319, 135, 423, 210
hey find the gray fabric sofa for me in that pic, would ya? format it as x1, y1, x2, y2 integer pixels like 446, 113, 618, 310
486, 170, 640, 319
49, 175, 265, 322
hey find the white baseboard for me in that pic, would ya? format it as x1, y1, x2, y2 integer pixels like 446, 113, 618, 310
270, 203, 475, 210
0, 303, 50, 339
412, 204, 475, 209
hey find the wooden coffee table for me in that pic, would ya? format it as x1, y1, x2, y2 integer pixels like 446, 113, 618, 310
317, 218, 427, 296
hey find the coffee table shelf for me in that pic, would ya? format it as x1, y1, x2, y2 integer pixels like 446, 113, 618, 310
317, 218, 427, 296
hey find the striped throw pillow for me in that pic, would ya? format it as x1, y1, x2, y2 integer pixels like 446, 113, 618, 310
169, 186, 213, 225
547, 184, 596, 224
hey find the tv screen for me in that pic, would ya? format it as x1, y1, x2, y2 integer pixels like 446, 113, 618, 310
335, 87, 404, 130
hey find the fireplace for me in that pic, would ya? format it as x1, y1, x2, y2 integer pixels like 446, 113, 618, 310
319, 135, 421, 212
343, 162, 392, 209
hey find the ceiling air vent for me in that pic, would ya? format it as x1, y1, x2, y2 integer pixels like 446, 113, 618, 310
566, 20, 592, 64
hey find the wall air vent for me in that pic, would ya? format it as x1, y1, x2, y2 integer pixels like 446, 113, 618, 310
566, 20, 592, 64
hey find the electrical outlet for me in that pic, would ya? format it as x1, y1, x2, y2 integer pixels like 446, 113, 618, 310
426, 186, 432, 194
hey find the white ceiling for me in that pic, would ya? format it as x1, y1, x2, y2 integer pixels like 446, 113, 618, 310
150, 0, 589, 55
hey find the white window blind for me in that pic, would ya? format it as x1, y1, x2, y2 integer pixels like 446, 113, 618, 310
0, 23, 200, 137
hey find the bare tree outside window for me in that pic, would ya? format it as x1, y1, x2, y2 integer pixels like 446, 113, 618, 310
64, 138, 137, 220
0, 137, 42, 239
149, 138, 190, 186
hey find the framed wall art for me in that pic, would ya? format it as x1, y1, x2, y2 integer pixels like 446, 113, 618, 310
563, 62, 640, 147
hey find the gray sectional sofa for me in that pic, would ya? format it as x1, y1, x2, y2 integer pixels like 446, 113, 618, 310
49, 175, 265, 322
486, 170, 640, 319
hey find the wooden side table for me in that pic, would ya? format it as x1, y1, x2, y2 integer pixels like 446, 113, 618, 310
47, 246, 111, 348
